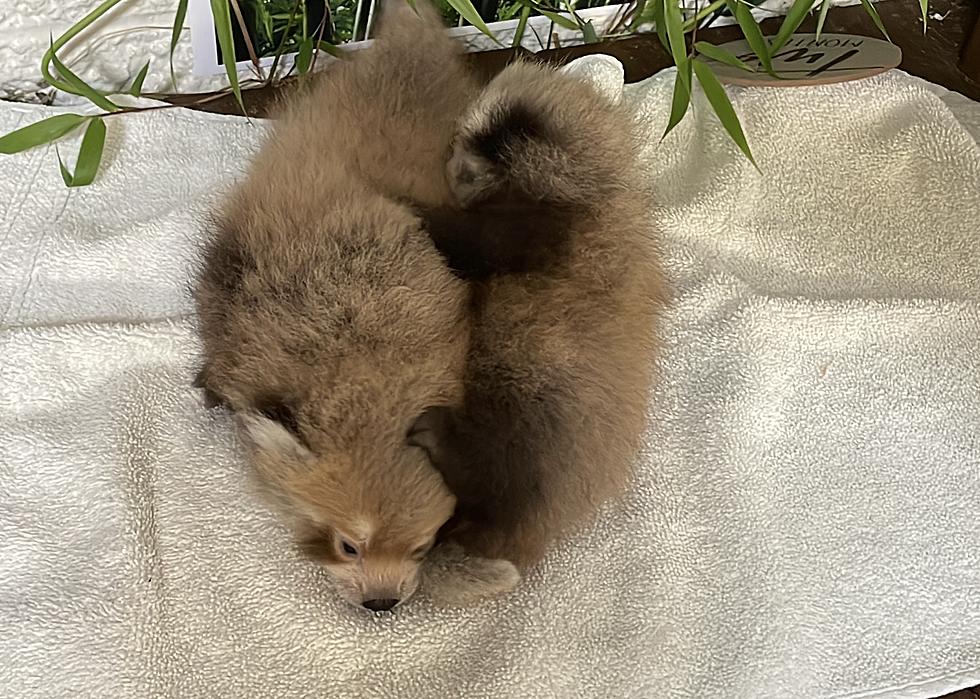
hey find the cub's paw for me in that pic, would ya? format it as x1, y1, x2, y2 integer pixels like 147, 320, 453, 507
421, 542, 521, 607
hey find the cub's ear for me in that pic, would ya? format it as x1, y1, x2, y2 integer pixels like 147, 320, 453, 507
192, 366, 226, 410
254, 397, 301, 437
407, 406, 453, 463
239, 411, 312, 462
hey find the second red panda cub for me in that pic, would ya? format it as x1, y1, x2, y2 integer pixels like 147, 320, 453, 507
415, 59, 665, 594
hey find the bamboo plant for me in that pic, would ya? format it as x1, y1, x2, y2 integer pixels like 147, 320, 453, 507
0, 0, 924, 185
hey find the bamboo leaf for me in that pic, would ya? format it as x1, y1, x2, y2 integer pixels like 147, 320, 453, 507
65, 117, 107, 187
317, 41, 343, 58
538, 8, 579, 30
171, 0, 189, 85
682, 0, 726, 30
815, 0, 832, 40
858, 0, 891, 41
582, 19, 599, 43
0, 114, 88, 155
770, 0, 814, 52
664, 0, 691, 92
41, 0, 126, 94
725, 0, 771, 73
695, 40, 756, 71
57, 148, 73, 187
918, 0, 928, 33
128, 60, 151, 96
662, 61, 692, 140
629, 0, 648, 30
654, 0, 691, 98
49, 40, 121, 112
445, 0, 503, 42
692, 59, 758, 169
296, 38, 314, 74
210, 0, 246, 113
512, 5, 531, 47
649, 0, 669, 50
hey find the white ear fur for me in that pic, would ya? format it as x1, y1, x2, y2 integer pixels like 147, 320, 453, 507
238, 412, 313, 461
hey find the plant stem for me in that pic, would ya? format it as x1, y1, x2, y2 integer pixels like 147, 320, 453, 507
230, 0, 265, 78
268, 0, 303, 83
41, 0, 126, 94
683, 0, 726, 30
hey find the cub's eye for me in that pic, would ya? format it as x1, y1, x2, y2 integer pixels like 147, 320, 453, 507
340, 539, 359, 558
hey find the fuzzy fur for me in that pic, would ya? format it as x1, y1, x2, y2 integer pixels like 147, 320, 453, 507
416, 60, 666, 573
193, 1, 486, 609
195, 3, 663, 609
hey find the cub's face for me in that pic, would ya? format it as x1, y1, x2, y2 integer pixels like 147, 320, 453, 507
239, 412, 455, 612
298, 515, 447, 611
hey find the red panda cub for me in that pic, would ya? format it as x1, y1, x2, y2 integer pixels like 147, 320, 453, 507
193, 1, 520, 612
414, 59, 666, 600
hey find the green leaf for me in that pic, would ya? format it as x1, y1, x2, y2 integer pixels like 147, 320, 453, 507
664, 0, 691, 92
296, 38, 313, 74
582, 19, 599, 43
918, 0, 928, 32
695, 40, 756, 71
317, 41, 343, 58
815, 0, 832, 40
445, 0, 503, 42
629, 0, 648, 30
662, 61, 692, 140
654, 0, 691, 97
171, 0, 189, 85
41, 0, 126, 95
858, 0, 891, 41
0, 114, 88, 155
692, 59, 758, 169
770, 0, 814, 52
512, 5, 531, 47
59, 117, 107, 187
537, 8, 579, 30
725, 0, 772, 73
128, 60, 151, 96
210, 0, 246, 113
649, 0, 669, 50
57, 148, 73, 187
682, 0, 726, 30
49, 40, 121, 112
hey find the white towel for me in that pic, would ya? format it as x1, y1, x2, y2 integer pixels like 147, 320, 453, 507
1, 59, 979, 698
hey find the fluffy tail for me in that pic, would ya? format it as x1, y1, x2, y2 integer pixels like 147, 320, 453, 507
417, 59, 635, 279
447, 59, 637, 207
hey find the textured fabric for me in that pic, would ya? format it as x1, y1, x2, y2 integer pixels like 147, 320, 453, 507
1, 61, 979, 698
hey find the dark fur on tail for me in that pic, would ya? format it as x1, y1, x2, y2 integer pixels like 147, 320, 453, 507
419, 187, 577, 279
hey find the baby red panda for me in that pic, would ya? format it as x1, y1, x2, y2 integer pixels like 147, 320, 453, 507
193, 1, 515, 611
414, 59, 665, 585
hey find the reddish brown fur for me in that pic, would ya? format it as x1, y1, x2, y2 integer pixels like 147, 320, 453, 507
193, 2, 481, 609
195, 2, 662, 607
417, 60, 666, 572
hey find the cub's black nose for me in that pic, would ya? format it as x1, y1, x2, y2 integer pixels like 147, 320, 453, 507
362, 598, 399, 612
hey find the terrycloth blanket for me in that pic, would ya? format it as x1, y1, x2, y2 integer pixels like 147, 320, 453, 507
1, 57, 978, 698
